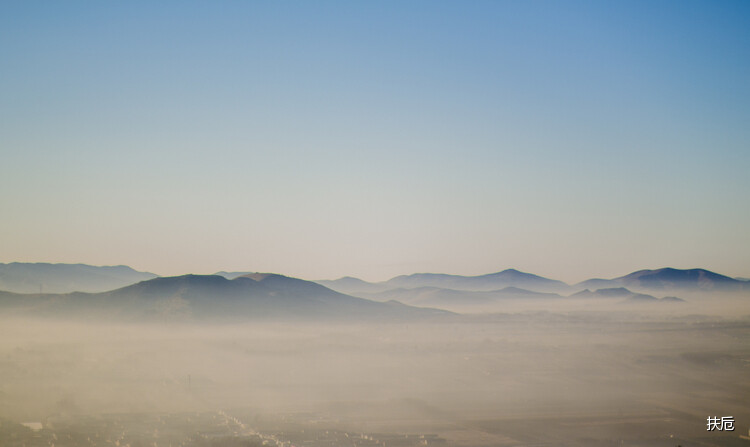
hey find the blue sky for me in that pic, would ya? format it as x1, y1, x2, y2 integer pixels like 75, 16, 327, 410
1, 1, 749, 281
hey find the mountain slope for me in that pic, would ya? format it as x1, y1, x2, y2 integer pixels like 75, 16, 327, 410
214, 271, 253, 279
617, 268, 746, 291
316, 276, 391, 295
0, 263, 158, 294
574, 268, 748, 293
0, 274, 450, 321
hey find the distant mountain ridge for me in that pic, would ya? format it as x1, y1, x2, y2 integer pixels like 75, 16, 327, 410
570, 287, 684, 303
0, 262, 158, 294
320, 267, 747, 297
361, 285, 564, 310
575, 268, 747, 292
319, 269, 572, 295
0, 273, 450, 321
619, 268, 743, 290
385, 269, 571, 293
0, 264, 745, 318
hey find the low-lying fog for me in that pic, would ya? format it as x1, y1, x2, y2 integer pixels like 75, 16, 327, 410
1, 298, 749, 446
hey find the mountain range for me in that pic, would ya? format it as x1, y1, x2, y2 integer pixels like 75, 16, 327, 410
0, 273, 449, 321
2, 264, 745, 296
318, 269, 572, 295
0, 264, 746, 320
319, 267, 748, 297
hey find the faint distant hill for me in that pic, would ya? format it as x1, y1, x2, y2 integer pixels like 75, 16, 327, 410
575, 268, 747, 293
363, 286, 563, 308
385, 269, 571, 293
569, 287, 682, 303
0, 263, 157, 294
316, 276, 391, 294
319, 269, 571, 295
570, 287, 635, 299
0, 273, 450, 322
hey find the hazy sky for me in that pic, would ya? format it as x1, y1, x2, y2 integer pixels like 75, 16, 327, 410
1, 1, 749, 282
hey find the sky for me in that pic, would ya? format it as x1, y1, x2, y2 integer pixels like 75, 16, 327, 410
1, 0, 749, 283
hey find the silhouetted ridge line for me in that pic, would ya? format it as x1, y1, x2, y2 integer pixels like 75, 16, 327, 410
0, 273, 450, 321
0, 262, 158, 294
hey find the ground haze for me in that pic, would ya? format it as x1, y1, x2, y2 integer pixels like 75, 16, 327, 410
1, 301, 748, 446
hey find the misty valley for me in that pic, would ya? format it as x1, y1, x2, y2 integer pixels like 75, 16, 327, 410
4, 0, 749, 445
0, 264, 749, 447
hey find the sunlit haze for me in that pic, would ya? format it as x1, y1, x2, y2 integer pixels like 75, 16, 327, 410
1, 1, 749, 282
